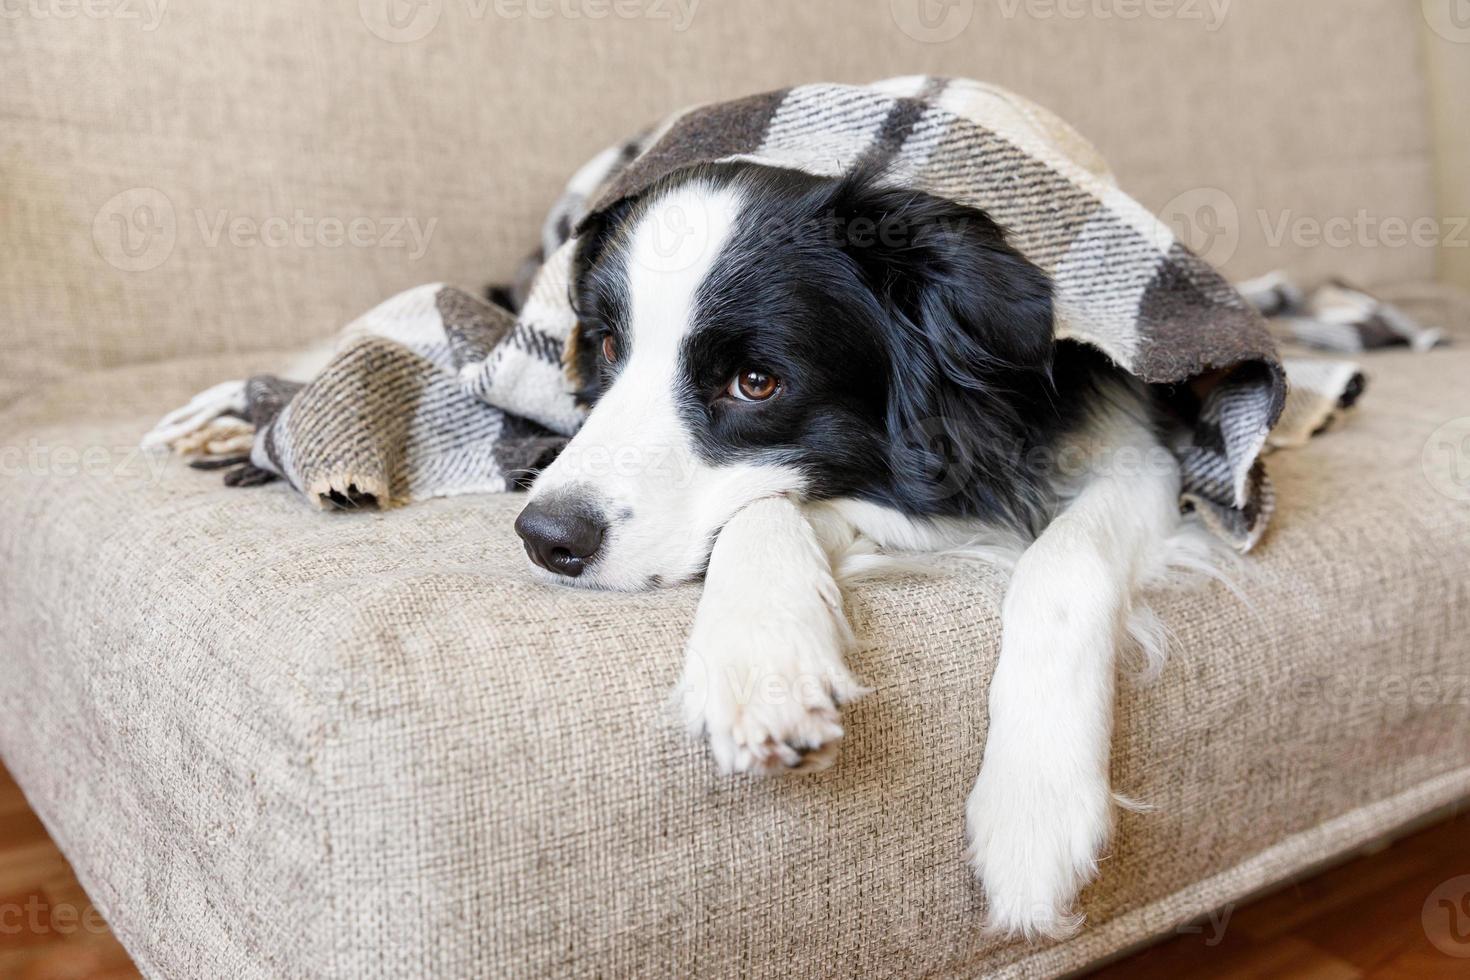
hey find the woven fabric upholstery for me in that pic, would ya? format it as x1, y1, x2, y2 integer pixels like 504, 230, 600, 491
1, 346, 1466, 978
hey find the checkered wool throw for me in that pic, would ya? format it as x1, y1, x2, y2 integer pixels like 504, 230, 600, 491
1237, 271, 1446, 354
153, 77, 1368, 552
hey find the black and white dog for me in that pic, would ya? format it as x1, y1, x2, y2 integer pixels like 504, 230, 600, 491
513, 161, 1210, 938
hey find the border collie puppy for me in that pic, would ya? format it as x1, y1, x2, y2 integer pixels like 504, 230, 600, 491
514, 161, 1198, 939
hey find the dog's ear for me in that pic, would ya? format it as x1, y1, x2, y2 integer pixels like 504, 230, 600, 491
571, 195, 640, 282
827, 175, 1058, 526
566, 197, 642, 406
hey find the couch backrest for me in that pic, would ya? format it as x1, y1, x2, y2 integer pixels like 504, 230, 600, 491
0, 0, 1444, 388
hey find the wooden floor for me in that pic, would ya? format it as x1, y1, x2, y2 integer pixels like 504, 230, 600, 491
1089, 806, 1470, 979
0, 762, 1465, 979
0, 765, 139, 980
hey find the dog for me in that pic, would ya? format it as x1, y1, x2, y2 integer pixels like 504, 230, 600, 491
510, 159, 1216, 939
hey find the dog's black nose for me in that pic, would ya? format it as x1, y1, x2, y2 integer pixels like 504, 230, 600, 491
514, 499, 606, 578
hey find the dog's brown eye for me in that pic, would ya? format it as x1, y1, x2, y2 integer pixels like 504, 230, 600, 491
728, 370, 779, 402
601, 335, 617, 362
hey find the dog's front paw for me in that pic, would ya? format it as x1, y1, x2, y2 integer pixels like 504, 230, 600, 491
965, 755, 1112, 941
691, 666, 846, 775
678, 635, 865, 776
674, 494, 866, 776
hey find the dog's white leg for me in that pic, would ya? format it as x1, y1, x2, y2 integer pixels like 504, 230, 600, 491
967, 406, 1181, 939
678, 495, 867, 775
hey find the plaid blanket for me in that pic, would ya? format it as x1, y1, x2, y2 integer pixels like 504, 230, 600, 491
148, 77, 1367, 551
1237, 271, 1446, 353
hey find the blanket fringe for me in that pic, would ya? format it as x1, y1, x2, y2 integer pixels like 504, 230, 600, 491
303, 471, 391, 511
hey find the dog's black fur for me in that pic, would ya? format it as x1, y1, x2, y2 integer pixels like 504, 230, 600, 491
566, 162, 1118, 535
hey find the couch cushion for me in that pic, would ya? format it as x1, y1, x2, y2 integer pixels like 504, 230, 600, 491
1, 349, 1468, 978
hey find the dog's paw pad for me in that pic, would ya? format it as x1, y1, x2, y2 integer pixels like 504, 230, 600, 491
726, 701, 844, 774
688, 674, 850, 777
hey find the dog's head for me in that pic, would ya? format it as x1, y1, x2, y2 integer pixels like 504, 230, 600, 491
515, 162, 1058, 590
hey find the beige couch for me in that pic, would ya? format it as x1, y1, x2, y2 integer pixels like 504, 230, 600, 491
3, 2, 1469, 977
